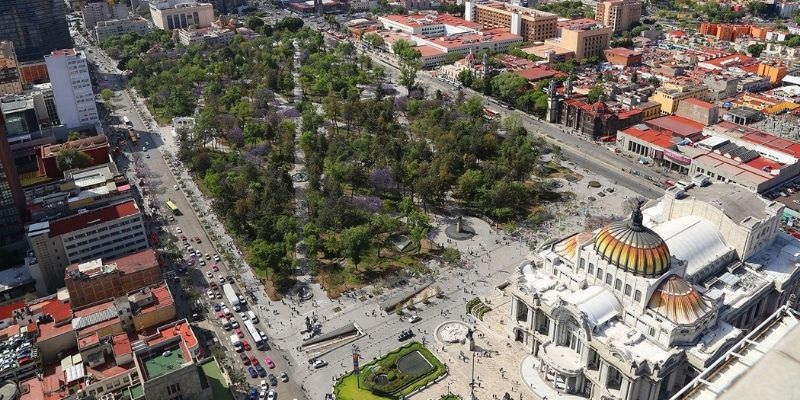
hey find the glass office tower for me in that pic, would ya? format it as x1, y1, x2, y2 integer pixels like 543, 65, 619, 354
0, 0, 72, 62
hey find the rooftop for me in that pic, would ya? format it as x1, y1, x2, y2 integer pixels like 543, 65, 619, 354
647, 115, 705, 139
134, 283, 174, 316
671, 181, 772, 222
621, 125, 676, 149
40, 135, 108, 159
47, 199, 140, 237
706, 121, 800, 160
66, 249, 159, 278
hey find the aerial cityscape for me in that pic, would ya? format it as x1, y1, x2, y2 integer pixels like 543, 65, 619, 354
0, 0, 797, 399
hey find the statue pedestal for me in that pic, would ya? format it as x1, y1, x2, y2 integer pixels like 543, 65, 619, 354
547, 96, 559, 123
465, 337, 475, 351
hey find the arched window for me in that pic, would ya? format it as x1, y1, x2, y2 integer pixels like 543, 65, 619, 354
634, 290, 642, 302
614, 279, 622, 290
605, 273, 612, 285
624, 284, 632, 296
588, 263, 595, 274
579, 259, 585, 270
597, 268, 603, 279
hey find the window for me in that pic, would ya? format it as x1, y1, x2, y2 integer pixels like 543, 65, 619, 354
579, 259, 585, 270
605, 273, 612, 285
588, 263, 595, 274
615, 279, 622, 290
596, 268, 603, 279
634, 290, 642, 302
624, 284, 632, 296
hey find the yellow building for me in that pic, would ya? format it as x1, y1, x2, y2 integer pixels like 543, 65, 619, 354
650, 85, 709, 114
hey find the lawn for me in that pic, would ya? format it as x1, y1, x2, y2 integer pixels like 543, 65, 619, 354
334, 342, 447, 400
200, 359, 234, 400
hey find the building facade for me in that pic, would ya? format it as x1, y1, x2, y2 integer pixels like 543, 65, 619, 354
0, 0, 72, 62
595, 0, 642, 33
95, 19, 151, 43
509, 183, 798, 400
44, 49, 99, 129
552, 25, 612, 60
82, 1, 128, 29
65, 249, 162, 308
465, 1, 558, 43
650, 85, 709, 115
26, 199, 148, 294
149, 0, 214, 30
0, 42, 23, 96
0, 113, 25, 246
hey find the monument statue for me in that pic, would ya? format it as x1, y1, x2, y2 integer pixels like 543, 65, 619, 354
564, 76, 573, 97
547, 79, 557, 97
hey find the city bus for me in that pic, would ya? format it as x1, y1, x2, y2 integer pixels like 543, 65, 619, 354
244, 320, 266, 350
166, 200, 180, 215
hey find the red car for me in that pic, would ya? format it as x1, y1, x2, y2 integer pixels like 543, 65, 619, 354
265, 358, 275, 369
236, 328, 244, 338
240, 353, 251, 365
209, 282, 217, 288
212, 264, 219, 272
242, 340, 251, 351
250, 355, 259, 365
194, 237, 202, 243
180, 234, 187, 241
216, 312, 225, 319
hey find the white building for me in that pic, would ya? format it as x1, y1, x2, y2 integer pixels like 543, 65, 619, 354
95, 18, 151, 42
176, 27, 235, 46
509, 182, 800, 399
44, 49, 99, 129
26, 199, 148, 295
149, 0, 214, 30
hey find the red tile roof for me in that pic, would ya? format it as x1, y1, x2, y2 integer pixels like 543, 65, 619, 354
681, 98, 715, 109
112, 333, 133, 358
0, 300, 25, 320
48, 200, 140, 237
646, 115, 705, 139
622, 126, 676, 149
66, 248, 159, 275
136, 283, 174, 316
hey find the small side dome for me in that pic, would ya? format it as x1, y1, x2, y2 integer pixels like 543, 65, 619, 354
648, 275, 713, 325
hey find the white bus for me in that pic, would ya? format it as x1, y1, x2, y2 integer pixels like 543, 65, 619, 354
244, 320, 265, 350
122, 116, 133, 128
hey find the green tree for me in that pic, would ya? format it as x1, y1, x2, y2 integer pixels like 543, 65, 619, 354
247, 240, 286, 277
587, 85, 604, 103
56, 149, 93, 171
68, 131, 81, 141
363, 33, 385, 49
340, 225, 371, 269
491, 72, 530, 104
392, 39, 423, 91
747, 43, 766, 57
100, 88, 114, 103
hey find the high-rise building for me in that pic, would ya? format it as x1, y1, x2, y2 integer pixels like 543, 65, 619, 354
0, 113, 25, 246
0, 0, 72, 63
547, 23, 613, 60
26, 199, 148, 294
595, 0, 642, 33
44, 49, 99, 129
464, 1, 558, 43
82, 1, 129, 30
149, 0, 215, 30
0, 42, 23, 96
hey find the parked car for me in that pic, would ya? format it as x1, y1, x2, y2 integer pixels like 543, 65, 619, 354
256, 365, 267, 377
279, 371, 288, 382
268, 373, 277, 386
242, 340, 251, 351
248, 367, 258, 378
408, 314, 422, 323
260, 380, 268, 391
265, 358, 275, 369
249, 388, 258, 400
313, 359, 327, 368
398, 329, 414, 341
240, 353, 250, 365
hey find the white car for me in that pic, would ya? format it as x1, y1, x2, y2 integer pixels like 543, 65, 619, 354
260, 380, 268, 391
206, 290, 215, 299
206, 271, 213, 279
313, 359, 327, 368
240, 312, 249, 321
176, 227, 182, 234
267, 390, 276, 400
213, 254, 221, 262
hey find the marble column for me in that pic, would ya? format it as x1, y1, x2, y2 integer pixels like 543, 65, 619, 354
598, 361, 609, 388
548, 318, 557, 339
620, 377, 632, 400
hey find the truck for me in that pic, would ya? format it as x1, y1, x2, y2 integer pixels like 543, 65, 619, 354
246, 310, 258, 324
222, 283, 241, 311
230, 334, 242, 352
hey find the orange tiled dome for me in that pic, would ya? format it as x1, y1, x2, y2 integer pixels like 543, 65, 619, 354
648, 275, 713, 325
594, 203, 670, 277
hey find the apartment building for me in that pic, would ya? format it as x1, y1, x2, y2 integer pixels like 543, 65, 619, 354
650, 84, 710, 114
547, 24, 612, 60
44, 49, 99, 129
595, 0, 642, 33
465, 1, 558, 43
95, 18, 151, 43
82, 1, 128, 29
0, 42, 23, 96
149, 0, 214, 30
65, 249, 162, 308
26, 199, 148, 295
